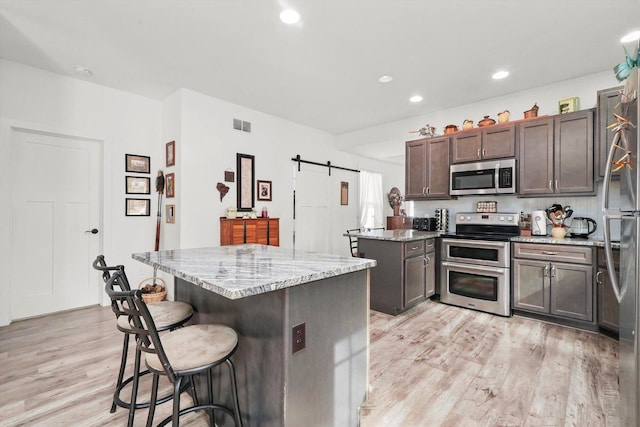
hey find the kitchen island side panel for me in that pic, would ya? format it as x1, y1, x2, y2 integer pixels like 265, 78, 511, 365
176, 269, 369, 427
177, 278, 286, 427
285, 269, 369, 427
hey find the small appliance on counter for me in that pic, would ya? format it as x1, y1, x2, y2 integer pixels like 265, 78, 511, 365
435, 208, 449, 232
412, 217, 438, 231
531, 210, 547, 235
568, 217, 597, 238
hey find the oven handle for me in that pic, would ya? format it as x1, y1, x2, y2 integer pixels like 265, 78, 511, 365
442, 261, 506, 275
441, 238, 508, 251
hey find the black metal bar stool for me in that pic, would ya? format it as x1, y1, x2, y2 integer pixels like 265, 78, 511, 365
105, 270, 243, 427
93, 255, 194, 426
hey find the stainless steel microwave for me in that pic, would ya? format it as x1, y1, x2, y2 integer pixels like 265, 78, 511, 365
450, 158, 516, 196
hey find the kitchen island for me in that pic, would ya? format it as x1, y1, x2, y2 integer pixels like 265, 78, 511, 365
132, 244, 375, 427
345, 229, 440, 315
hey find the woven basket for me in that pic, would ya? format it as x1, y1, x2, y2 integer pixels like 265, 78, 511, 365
139, 277, 166, 303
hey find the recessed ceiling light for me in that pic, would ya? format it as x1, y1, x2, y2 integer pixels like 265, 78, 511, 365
409, 95, 423, 103
620, 30, 640, 43
74, 66, 92, 76
280, 9, 300, 24
492, 70, 509, 80
378, 75, 393, 83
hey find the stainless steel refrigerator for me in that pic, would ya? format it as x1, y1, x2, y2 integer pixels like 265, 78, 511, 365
602, 67, 640, 427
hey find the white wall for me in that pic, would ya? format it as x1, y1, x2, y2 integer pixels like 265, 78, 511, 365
0, 57, 406, 326
170, 89, 403, 254
0, 59, 163, 325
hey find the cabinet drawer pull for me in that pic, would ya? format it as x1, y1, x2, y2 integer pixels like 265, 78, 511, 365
542, 251, 558, 255
410, 246, 421, 251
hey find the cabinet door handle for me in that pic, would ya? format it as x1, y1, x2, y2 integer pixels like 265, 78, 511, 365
477, 149, 481, 159
423, 187, 427, 195
542, 250, 558, 255
596, 270, 603, 285
544, 264, 550, 277
423, 256, 429, 267
482, 148, 486, 158
549, 180, 553, 192
426, 187, 430, 195
550, 264, 556, 278
554, 180, 559, 192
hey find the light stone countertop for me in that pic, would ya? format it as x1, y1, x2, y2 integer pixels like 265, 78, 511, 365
132, 244, 376, 300
344, 229, 441, 242
510, 236, 620, 249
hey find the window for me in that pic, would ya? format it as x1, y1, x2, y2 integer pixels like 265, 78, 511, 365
358, 170, 383, 229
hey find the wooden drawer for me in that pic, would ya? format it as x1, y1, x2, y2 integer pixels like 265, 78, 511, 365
513, 243, 593, 265
424, 238, 435, 253
596, 247, 619, 268
404, 240, 426, 257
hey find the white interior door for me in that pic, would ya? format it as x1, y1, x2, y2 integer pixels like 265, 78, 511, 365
294, 164, 359, 256
294, 165, 330, 253
10, 129, 102, 320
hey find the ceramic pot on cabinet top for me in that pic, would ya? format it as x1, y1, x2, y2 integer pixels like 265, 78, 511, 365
497, 110, 510, 123
462, 119, 473, 130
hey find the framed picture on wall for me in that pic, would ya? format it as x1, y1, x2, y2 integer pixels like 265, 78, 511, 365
165, 173, 175, 198
257, 180, 272, 201
125, 198, 150, 216
166, 140, 175, 167
125, 154, 150, 174
166, 204, 176, 223
236, 153, 255, 211
341, 182, 349, 205
126, 176, 150, 194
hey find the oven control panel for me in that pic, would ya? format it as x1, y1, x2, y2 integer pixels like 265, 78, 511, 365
455, 212, 519, 227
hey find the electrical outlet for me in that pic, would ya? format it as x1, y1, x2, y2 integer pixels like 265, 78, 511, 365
292, 322, 305, 354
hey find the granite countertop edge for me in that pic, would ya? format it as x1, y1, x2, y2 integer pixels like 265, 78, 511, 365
132, 245, 376, 300
510, 236, 620, 249
345, 230, 441, 242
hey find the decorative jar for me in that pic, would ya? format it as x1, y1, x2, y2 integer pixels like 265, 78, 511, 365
551, 225, 566, 239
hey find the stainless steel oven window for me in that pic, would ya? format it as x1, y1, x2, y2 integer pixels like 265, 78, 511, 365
448, 270, 499, 301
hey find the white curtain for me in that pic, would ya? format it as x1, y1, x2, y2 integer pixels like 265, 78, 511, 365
358, 170, 384, 229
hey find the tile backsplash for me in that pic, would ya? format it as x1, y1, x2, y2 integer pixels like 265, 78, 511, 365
410, 181, 620, 240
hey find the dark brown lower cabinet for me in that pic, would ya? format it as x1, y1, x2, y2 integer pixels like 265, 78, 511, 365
512, 243, 595, 329
359, 238, 435, 315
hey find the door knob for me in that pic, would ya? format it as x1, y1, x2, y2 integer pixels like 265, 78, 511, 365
85, 228, 99, 234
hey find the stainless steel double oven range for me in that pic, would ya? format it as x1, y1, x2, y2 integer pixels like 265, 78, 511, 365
440, 212, 520, 317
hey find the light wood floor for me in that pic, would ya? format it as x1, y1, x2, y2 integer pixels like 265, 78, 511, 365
0, 300, 619, 427
360, 300, 620, 427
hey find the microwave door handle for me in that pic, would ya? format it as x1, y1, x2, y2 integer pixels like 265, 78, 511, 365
602, 215, 623, 303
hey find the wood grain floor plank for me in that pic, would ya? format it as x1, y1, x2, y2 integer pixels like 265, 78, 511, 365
0, 299, 620, 427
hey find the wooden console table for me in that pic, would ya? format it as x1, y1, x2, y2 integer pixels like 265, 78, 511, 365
220, 217, 280, 246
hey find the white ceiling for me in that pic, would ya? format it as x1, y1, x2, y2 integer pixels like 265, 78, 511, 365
1, 1, 639, 141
